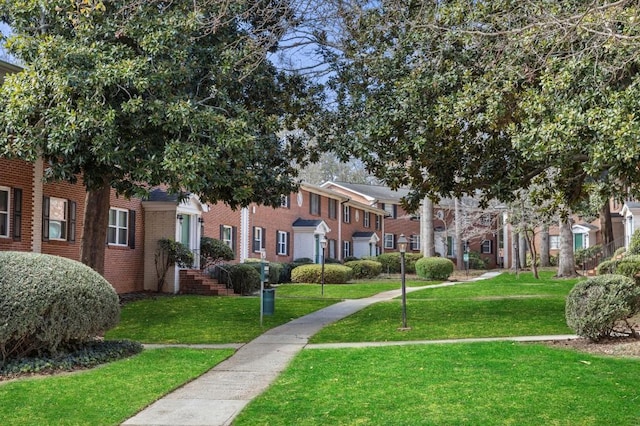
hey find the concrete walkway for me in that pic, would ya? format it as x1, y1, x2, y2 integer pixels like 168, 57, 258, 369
122, 272, 576, 426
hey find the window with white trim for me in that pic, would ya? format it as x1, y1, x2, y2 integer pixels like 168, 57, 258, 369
447, 236, 456, 257
363, 211, 370, 228
329, 239, 336, 259
384, 233, 395, 249
0, 187, 8, 237
383, 203, 396, 218
108, 208, 129, 245
550, 235, 560, 250
48, 197, 68, 240
253, 226, 265, 252
277, 230, 289, 255
310, 193, 321, 215
411, 234, 420, 251
481, 239, 493, 254
343, 240, 351, 258
343, 205, 351, 223
375, 214, 382, 230
280, 195, 290, 208
222, 225, 233, 248
328, 198, 337, 219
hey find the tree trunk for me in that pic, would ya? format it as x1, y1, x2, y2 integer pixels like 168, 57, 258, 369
539, 225, 550, 267
455, 198, 464, 269
80, 182, 111, 275
600, 201, 614, 258
422, 198, 435, 257
525, 230, 539, 279
557, 216, 577, 277
519, 233, 527, 269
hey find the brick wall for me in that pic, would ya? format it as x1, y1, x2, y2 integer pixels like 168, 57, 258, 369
104, 193, 145, 293
0, 158, 34, 252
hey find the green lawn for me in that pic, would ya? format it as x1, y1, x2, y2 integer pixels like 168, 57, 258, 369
310, 271, 580, 343
234, 342, 640, 425
275, 278, 438, 299
105, 295, 335, 343
0, 348, 233, 426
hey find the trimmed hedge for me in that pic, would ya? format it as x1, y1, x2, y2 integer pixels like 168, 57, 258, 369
291, 264, 353, 284
243, 260, 283, 285
376, 252, 422, 274
565, 274, 640, 341
0, 252, 120, 362
416, 257, 455, 280
344, 260, 382, 279
228, 264, 261, 295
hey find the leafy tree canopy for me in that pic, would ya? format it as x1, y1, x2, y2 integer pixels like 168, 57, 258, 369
317, 0, 640, 212
0, 0, 321, 208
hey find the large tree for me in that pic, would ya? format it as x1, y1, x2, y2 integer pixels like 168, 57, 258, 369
317, 0, 640, 277
0, 0, 320, 273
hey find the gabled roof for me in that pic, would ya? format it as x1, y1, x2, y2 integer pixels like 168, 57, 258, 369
146, 188, 179, 203
300, 183, 349, 201
322, 181, 411, 203
292, 218, 323, 227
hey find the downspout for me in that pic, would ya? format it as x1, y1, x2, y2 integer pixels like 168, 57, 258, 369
240, 207, 249, 262
32, 158, 43, 253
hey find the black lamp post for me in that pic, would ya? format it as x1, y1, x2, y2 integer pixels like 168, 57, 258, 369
320, 236, 327, 296
397, 234, 410, 330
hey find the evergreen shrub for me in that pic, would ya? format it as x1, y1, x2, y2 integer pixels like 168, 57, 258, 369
228, 264, 261, 295
596, 259, 618, 276
628, 229, 640, 256
415, 257, 455, 280
614, 255, 640, 284
0, 252, 120, 363
565, 274, 640, 341
291, 264, 353, 284
344, 260, 382, 279
377, 252, 422, 274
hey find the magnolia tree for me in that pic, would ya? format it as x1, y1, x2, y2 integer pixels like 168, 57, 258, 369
0, 0, 321, 273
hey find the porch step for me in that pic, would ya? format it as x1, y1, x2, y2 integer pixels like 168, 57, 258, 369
179, 270, 237, 296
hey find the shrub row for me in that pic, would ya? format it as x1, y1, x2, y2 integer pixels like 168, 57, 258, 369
291, 264, 354, 284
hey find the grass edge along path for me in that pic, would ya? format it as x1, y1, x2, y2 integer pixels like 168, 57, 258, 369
0, 348, 233, 426
234, 342, 640, 426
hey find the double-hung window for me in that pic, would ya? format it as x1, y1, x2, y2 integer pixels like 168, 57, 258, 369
384, 233, 395, 249
277, 230, 289, 256
0, 187, 8, 237
43, 196, 76, 242
363, 212, 370, 228
343, 205, 351, 223
253, 226, 265, 252
481, 239, 493, 254
108, 208, 129, 246
328, 199, 337, 219
310, 193, 321, 215
411, 234, 420, 251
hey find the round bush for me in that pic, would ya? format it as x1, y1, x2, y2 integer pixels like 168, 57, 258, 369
228, 264, 261, 295
416, 257, 455, 280
628, 229, 640, 256
376, 252, 422, 274
565, 274, 640, 341
596, 259, 618, 276
0, 252, 120, 361
291, 264, 353, 284
614, 255, 640, 284
344, 260, 382, 279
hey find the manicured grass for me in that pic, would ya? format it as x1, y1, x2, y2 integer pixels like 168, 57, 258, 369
235, 342, 640, 425
106, 295, 335, 344
310, 272, 581, 343
276, 279, 438, 299
0, 348, 233, 426
410, 271, 577, 300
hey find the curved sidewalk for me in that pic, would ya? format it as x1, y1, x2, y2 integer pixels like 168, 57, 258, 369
122, 272, 576, 426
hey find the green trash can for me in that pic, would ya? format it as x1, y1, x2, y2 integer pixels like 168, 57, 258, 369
262, 288, 275, 316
